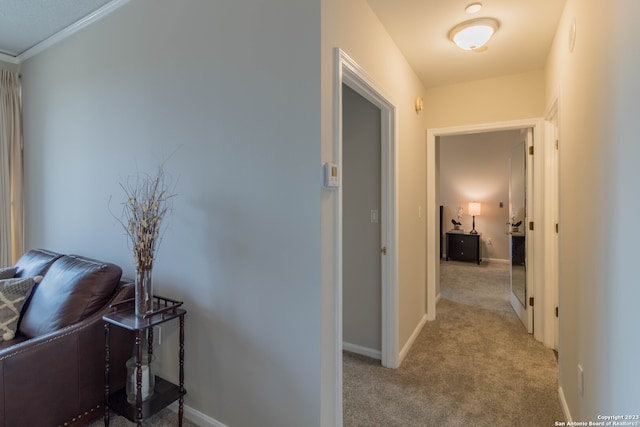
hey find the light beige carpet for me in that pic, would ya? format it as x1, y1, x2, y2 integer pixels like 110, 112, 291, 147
343, 260, 564, 427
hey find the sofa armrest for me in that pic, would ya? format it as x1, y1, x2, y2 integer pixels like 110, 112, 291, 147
0, 281, 135, 427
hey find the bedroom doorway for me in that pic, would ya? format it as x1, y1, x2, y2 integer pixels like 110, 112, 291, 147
436, 128, 533, 333
427, 119, 548, 342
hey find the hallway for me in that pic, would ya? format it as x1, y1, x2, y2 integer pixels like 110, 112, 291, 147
343, 261, 563, 426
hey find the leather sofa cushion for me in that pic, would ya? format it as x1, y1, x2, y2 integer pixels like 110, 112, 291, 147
19, 255, 122, 338
14, 249, 62, 279
0, 335, 27, 350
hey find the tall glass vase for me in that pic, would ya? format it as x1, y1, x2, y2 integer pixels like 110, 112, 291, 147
135, 268, 153, 317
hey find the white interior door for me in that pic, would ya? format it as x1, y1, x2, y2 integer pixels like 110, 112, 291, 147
509, 129, 534, 333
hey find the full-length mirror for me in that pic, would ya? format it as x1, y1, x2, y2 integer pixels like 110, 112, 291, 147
509, 141, 526, 308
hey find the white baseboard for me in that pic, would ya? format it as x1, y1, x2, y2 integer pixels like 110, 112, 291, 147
398, 314, 428, 365
168, 402, 228, 427
558, 386, 572, 423
342, 342, 382, 360
484, 258, 510, 264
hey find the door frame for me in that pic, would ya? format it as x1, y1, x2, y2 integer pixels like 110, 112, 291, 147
426, 118, 548, 343
333, 49, 399, 372
509, 129, 534, 332
544, 99, 560, 350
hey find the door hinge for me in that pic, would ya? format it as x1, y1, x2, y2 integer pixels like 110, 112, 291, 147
381, 246, 387, 255
529, 221, 534, 231
555, 223, 559, 234
555, 306, 559, 317
529, 297, 534, 307
555, 139, 559, 150
529, 146, 534, 155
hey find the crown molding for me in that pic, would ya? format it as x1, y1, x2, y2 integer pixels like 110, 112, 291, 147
0, 52, 20, 64
17, 0, 132, 63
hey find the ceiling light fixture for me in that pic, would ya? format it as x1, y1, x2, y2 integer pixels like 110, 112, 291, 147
465, 3, 483, 14
449, 18, 499, 51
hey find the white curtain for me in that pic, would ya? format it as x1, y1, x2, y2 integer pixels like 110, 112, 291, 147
0, 70, 23, 265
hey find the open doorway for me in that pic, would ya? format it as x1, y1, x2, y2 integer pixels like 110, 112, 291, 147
437, 129, 534, 331
341, 84, 383, 360
334, 49, 399, 369
332, 47, 400, 391
427, 119, 553, 344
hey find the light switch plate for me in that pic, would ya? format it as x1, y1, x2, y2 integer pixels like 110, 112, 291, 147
371, 209, 379, 223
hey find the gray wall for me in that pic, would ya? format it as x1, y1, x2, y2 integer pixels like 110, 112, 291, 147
342, 84, 381, 354
20, 1, 321, 426
439, 130, 521, 261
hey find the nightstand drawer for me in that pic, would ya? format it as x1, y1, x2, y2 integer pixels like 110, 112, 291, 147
446, 232, 481, 264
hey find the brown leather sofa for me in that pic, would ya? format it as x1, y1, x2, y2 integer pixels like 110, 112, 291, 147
0, 249, 135, 427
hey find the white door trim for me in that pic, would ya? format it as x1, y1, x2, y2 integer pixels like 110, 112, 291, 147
508, 130, 534, 333
333, 48, 399, 380
544, 99, 560, 349
427, 119, 549, 344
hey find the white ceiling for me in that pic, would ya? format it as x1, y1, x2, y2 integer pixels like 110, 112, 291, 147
0, 0, 113, 57
367, 0, 567, 88
0, 0, 565, 89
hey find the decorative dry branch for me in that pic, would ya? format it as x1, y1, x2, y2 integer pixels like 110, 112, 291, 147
111, 166, 176, 271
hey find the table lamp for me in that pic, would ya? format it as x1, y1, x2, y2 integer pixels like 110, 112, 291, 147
468, 202, 481, 234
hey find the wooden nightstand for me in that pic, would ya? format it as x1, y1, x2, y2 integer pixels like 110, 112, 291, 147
446, 232, 481, 264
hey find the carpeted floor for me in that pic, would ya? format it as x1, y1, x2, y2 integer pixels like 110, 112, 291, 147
343, 260, 565, 427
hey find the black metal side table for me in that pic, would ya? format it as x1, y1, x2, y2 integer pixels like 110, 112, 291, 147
103, 296, 186, 426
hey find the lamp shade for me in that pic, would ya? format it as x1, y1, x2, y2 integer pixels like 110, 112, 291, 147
468, 202, 481, 216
